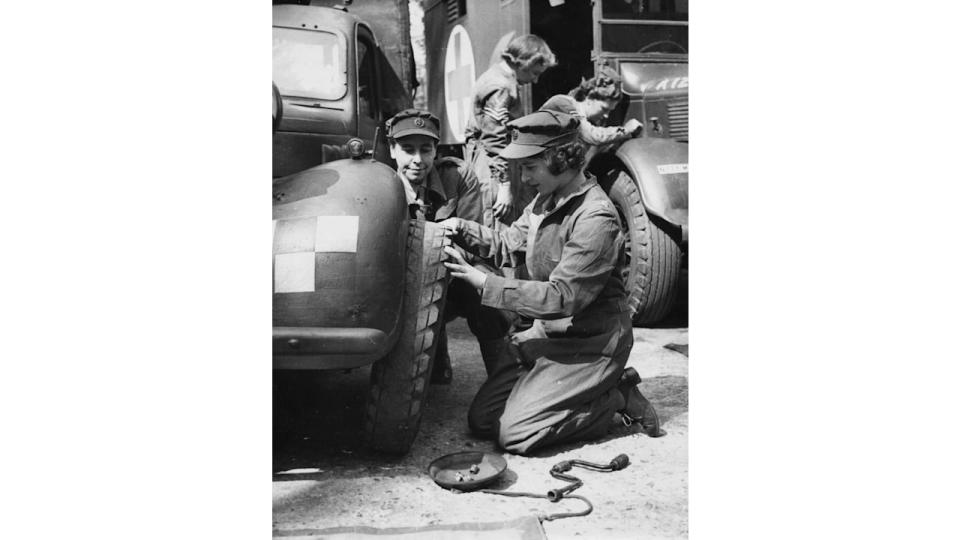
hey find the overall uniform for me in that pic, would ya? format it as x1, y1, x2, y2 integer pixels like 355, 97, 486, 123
456, 173, 632, 455
448, 110, 646, 455
464, 61, 536, 228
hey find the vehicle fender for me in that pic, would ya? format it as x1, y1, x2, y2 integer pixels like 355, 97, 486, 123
273, 158, 407, 349
614, 137, 688, 233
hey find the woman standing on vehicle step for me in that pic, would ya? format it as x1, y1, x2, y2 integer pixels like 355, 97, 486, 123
441, 110, 664, 456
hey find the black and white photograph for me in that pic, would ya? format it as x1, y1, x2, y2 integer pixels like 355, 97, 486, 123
6, 1, 960, 539
272, 1, 687, 538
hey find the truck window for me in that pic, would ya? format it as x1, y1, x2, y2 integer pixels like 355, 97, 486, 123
273, 28, 346, 100
599, 0, 688, 53
375, 46, 409, 119
602, 0, 688, 20
357, 40, 377, 120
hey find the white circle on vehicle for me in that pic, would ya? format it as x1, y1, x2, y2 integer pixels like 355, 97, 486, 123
443, 25, 476, 143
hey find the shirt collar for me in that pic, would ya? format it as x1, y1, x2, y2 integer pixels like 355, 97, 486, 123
397, 168, 447, 207
497, 60, 517, 84
397, 171, 419, 206
533, 171, 595, 217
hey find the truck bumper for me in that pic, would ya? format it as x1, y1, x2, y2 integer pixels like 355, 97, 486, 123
273, 327, 390, 370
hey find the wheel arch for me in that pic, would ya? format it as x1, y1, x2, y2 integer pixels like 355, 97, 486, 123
272, 158, 409, 363
607, 138, 688, 242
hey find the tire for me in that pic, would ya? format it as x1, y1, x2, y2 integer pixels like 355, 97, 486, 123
363, 217, 450, 454
605, 170, 683, 326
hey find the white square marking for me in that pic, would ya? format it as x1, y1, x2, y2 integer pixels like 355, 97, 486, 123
315, 215, 359, 253
274, 217, 318, 254
274, 252, 315, 293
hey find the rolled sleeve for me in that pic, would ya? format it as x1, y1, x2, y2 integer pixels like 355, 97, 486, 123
480, 274, 519, 309
579, 121, 630, 146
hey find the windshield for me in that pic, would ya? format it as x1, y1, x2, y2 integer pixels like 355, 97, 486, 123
602, 0, 687, 21
599, 0, 688, 54
273, 27, 347, 100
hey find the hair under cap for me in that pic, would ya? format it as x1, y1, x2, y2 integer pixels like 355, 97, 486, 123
499, 110, 580, 160
571, 66, 623, 101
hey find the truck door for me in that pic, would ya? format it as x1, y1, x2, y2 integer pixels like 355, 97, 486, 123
355, 27, 381, 147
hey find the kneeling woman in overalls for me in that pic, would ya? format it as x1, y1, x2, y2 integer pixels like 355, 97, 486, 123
441, 110, 664, 456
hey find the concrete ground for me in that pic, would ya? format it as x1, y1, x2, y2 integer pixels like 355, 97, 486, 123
273, 308, 688, 539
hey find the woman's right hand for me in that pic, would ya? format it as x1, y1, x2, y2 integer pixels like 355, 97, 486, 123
624, 118, 643, 137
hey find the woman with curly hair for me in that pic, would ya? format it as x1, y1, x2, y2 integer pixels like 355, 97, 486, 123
464, 34, 557, 230
441, 110, 663, 456
539, 66, 643, 156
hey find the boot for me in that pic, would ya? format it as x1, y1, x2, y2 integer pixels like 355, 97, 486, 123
618, 367, 665, 437
477, 338, 507, 377
431, 328, 452, 385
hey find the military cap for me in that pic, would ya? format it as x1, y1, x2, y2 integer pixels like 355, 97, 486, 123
499, 110, 580, 159
385, 109, 440, 140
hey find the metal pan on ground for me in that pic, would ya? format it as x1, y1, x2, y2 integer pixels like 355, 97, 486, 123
428, 451, 508, 491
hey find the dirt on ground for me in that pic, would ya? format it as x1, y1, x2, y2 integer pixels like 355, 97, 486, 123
273, 312, 688, 540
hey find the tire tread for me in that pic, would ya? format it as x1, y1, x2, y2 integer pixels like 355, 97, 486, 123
363, 219, 451, 453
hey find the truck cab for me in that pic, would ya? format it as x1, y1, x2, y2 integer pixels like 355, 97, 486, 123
272, 2, 449, 455
272, 3, 411, 177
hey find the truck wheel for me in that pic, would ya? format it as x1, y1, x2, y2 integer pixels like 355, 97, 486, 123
605, 170, 683, 325
363, 217, 450, 454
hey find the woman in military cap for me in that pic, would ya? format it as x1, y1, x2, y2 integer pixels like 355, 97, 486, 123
441, 110, 663, 456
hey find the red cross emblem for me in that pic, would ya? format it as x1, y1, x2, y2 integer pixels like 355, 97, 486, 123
444, 26, 475, 143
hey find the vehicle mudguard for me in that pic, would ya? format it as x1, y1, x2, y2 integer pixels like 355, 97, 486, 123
615, 138, 688, 238
272, 158, 407, 358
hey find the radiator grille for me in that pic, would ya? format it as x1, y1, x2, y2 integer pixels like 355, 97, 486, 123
667, 98, 689, 141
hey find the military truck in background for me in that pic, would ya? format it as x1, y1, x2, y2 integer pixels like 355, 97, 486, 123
272, 1, 449, 454
423, 0, 688, 324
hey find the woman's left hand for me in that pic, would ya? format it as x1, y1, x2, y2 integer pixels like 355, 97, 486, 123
438, 217, 461, 237
444, 246, 487, 290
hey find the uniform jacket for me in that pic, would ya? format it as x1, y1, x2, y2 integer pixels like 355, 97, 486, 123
463, 61, 524, 185
400, 156, 483, 224
456, 172, 631, 327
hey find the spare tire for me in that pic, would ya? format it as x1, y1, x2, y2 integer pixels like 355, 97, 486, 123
605, 170, 683, 325
363, 217, 450, 454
